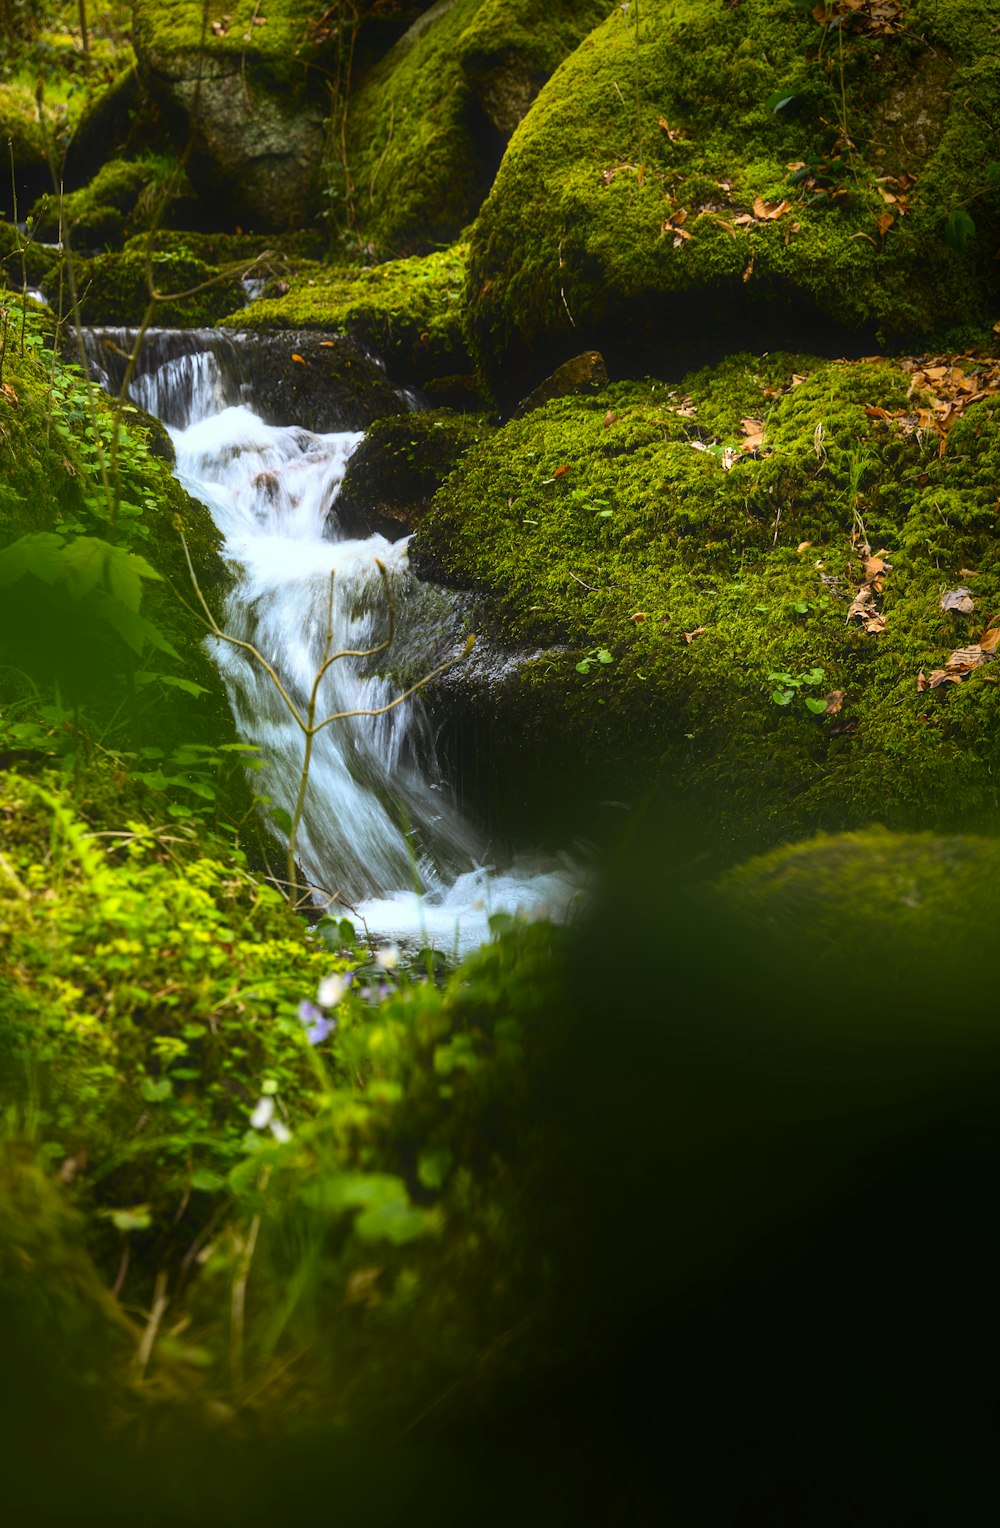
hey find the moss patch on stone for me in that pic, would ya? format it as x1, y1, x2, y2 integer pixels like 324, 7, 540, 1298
335, 410, 492, 538
335, 0, 607, 257
222, 243, 470, 381
413, 348, 1000, 851
465, 0, 1000, 401
69, 246, 246, 326
29, 159, 160, 247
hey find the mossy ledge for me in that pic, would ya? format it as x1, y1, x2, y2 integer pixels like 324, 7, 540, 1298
413, 348, 1000, 852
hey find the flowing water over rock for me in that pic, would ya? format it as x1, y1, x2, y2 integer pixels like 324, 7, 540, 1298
86, 328, 582, 950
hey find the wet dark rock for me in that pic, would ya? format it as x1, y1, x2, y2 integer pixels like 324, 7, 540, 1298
514, 351, 608, 417
240, 331, 401, 434
334, 411, 490, 540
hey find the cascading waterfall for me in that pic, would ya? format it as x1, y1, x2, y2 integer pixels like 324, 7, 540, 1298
85, 329, 582, 950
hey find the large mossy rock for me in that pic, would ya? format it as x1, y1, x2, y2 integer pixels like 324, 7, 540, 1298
412, 348, 1000, 851
66, 245, 247, 326
132, 0, 337, 229
465, 0, 1000, 403
337, 0, 608, 257
334, 410, 491, 539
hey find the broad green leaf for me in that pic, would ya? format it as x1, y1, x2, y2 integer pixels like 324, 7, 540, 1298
60, 536, 109, 599
417, 1145, 454, 1191
944, 208, 976, 256
804, 696, 829, 714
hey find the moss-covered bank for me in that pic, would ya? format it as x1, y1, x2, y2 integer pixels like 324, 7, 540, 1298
223, 243, 471, 382
414, 347, 1000, 850
466, 0, 1000, 401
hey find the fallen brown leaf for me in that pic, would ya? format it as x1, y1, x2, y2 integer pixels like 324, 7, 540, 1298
682, 626, 707, 644
753, 197, 792, 220
980, 625, 1000, 653
290, 352, 307, 364
941, 586, 975, 614
603, 410, 617, 429
797, 540, 813, 554
864, 612, 887, 634
552, 464, 570, 479
823, 689, 845, 715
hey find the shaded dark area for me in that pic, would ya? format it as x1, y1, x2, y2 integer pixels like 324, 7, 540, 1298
5, 802, 998, 1524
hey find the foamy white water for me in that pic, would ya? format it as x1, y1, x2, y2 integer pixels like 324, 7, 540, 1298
90, 331, 585, 951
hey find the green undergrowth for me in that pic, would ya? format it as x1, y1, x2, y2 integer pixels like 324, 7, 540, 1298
29, 157, 164, 247
224, 243, 470, 381
414, 348, 1000, 849
0, 295, 245, 826
466, 0, 1000, 398
73, 245, 248, 326
0, 761, 568, 1438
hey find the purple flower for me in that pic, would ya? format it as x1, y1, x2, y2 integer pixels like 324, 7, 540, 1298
298, 998, 337, 1045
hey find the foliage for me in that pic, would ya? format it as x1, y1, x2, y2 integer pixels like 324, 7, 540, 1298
0, 761, 568, 1433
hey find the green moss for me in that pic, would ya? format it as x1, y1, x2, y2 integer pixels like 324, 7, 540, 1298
72, 246, 246, 326
29, 159, 159, 247
413, 349, 1000, 850
465, 0, 1000, 399
716, 825, 1000, 953
335, 0, 607, 257
222, 243, 470, 381
132, 0, 332, 91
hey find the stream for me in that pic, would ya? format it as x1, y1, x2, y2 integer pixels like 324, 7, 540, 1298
85, 328, 582, 952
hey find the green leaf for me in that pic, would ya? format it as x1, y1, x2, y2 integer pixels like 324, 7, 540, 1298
804, 696, 829, 714
190, 1169, 226, 1193
575, 660, 591, 674
772, 689, 794, 706
355, 1200, 434, 1245
106, 1206, 152, 1233
0, 532, 66, 588
417, 1146, 454, 1191
944, 208, 976, 256
271, 806, 293, 835
60, 536, 109, 599
804, 667, 825, 685
765, 86, 797, 112
597, 649, 613, 664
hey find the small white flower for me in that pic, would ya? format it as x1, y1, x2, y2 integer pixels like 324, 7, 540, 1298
375, 944, 399, 972
269, 1119, 292, 1144
250, 1096, 275, 1130
317, 973, 347, 1008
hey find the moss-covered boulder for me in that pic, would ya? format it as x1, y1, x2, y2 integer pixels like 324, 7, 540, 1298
412, 348, 1000, 850
335, 0, 608, 257
222, 243, 470, 382
29, 159, 161, 248
132, 0, 337, 228
0, 83, 54, 221
466, 0, 1000, 403
717, 826, 1000, 961
64, 245, 247, 326
334, 410, 491, 539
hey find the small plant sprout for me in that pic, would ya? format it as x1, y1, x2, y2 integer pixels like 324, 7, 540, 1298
576, 647, 614, 675
768, 666, 828, 713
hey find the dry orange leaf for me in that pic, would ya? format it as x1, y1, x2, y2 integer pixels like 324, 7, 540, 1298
630, 611, 647, 623
552, 464, 571, 479
876, 212, 895, 238
823, 689, 846, 715
864, 612, 887, 634
682, 626, 707, 644
980, 625, 1000, 653
291, 353, 307, 364
753, 197, 791, 220
797, 540, 813, 554
958, 567, 979, 578
603, 410, 617, 429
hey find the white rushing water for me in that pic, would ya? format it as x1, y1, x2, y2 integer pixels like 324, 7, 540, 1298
88, 331, 583, 952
